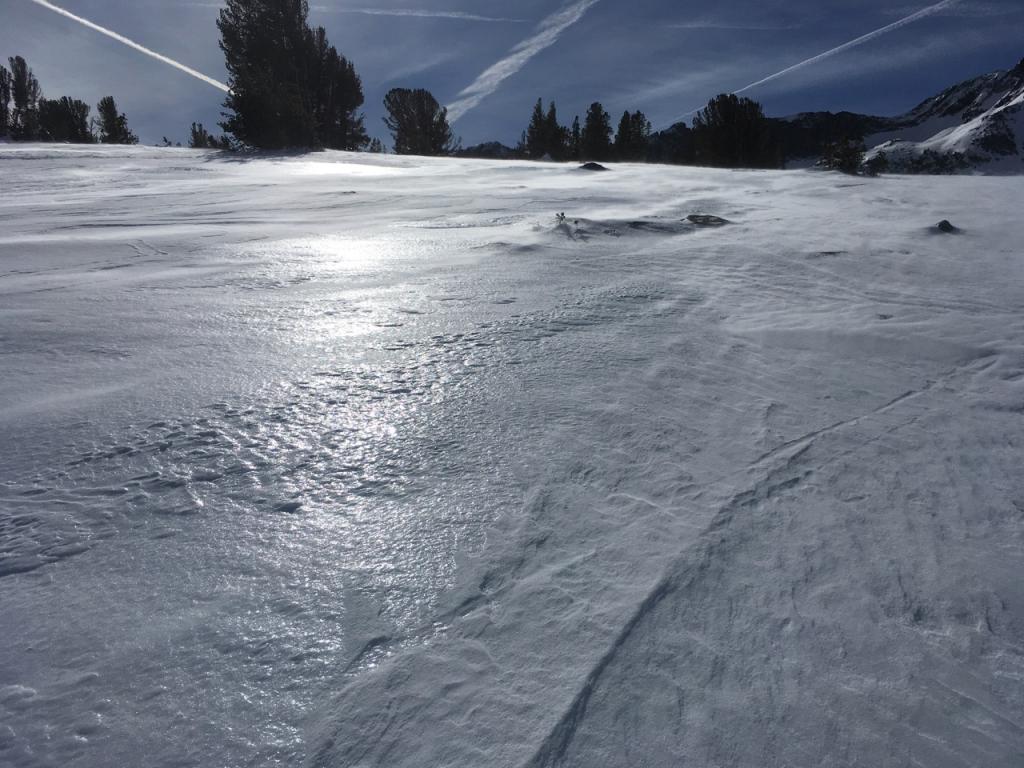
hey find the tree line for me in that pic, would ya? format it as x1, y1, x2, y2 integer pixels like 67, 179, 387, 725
3, 0, 790, 169
214, 0, 783, 168
452, 93, 780, 168
0, 55, 138, 144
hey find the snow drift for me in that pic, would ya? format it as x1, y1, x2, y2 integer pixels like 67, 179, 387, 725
0, 145, 1022, 768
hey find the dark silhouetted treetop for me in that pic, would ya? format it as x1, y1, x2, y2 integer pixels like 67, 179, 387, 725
217, 0, 367, 150
524, 98, 546, 158
383, 88, 458, 156
189, 122, 231, 149
0, 64, 11, 138
646, 122, 695, 165
218, 0, 317, 148
544, 101, 568, 160
8, 56, 41, 140
614, 110, 651, 161
524, 98, 568, 160
308, 25, 368, 151
95, 96, 138, 145
691, 93, 780, 169
580, 102, 612, 161
39, 97, 93, 143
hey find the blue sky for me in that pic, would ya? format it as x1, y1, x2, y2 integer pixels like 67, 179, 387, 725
2, 0, 1022, 146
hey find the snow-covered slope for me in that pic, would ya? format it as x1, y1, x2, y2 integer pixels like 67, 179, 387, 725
865, 59, 1024, 173
1, 146, 1023, 768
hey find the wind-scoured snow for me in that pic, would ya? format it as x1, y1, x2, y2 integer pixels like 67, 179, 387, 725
1, 145, 1023, 767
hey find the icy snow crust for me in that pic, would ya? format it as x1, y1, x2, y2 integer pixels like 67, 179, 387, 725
1, 145, 1023, 767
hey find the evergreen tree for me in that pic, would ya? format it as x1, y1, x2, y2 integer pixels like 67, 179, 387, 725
691, 93, 779, 169
383, 88, 457, 156
614, 110, 651, 161
569, 116, 581, 161
217, 0, 316, 148
524, 99, 568, 159
0, 64, 11, 138
367, 137, 385, 153
646, 122, 695, 165
614, 111, 631, 159
524, 98, 546, 158
189, 122, 229, 148
38, 97, 93, 142
95, 96, 138, 144
544, 101, 567, 160
217, 0, 366, 149
8, 56, 41, 140
308, 26, 368, 150
580, 102, 612, 161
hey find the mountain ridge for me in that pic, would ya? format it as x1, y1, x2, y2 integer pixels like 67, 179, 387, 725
773, 56, 1024, 173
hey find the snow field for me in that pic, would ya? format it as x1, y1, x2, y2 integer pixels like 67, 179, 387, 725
0, 145, 1022, 767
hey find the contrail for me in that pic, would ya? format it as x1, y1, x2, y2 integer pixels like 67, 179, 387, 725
330, 8, 526, 23
27, 0, 229, 93
669, 0, 960, 122
446, 0, 601, 123
734, 0, 961, 95
177, 2, 524, 22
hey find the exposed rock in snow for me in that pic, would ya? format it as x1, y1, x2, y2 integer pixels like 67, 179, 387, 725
686, 214, 731, 227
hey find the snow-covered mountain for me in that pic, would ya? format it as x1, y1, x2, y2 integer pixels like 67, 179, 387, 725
864, 58, 1024, 173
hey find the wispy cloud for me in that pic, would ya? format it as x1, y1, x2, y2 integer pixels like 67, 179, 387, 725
667, 20, 798, 31
174, 2, 524, 22
27, 0, 229, 92
668, 0, 961, 122
328, 8, 526, 23
446, 0, 601, 122
883, 1, 1018, 18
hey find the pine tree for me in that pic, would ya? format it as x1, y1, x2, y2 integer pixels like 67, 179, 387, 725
614, 111, 631, 159
569, 116, 581, 160
646, 122, 694, 165
218, 0, 316, 148
217, 0, 366, 149
308, 26, 368, 150
691, 94, 779, 169
38, 97, 93, 142
580, 102, 612, 161
525, 98, 546, 158
8, 56, 41, 140
95, 96, 138, 144
544, 101, 566, 160
614, 110, 651, 161
382, 88, 457, 156
189, 122, 213, 148
188, 122, 231, 149
0, 64, 11, 138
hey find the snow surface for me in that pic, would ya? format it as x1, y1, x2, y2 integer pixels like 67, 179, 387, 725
1, 145, 1024, 767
